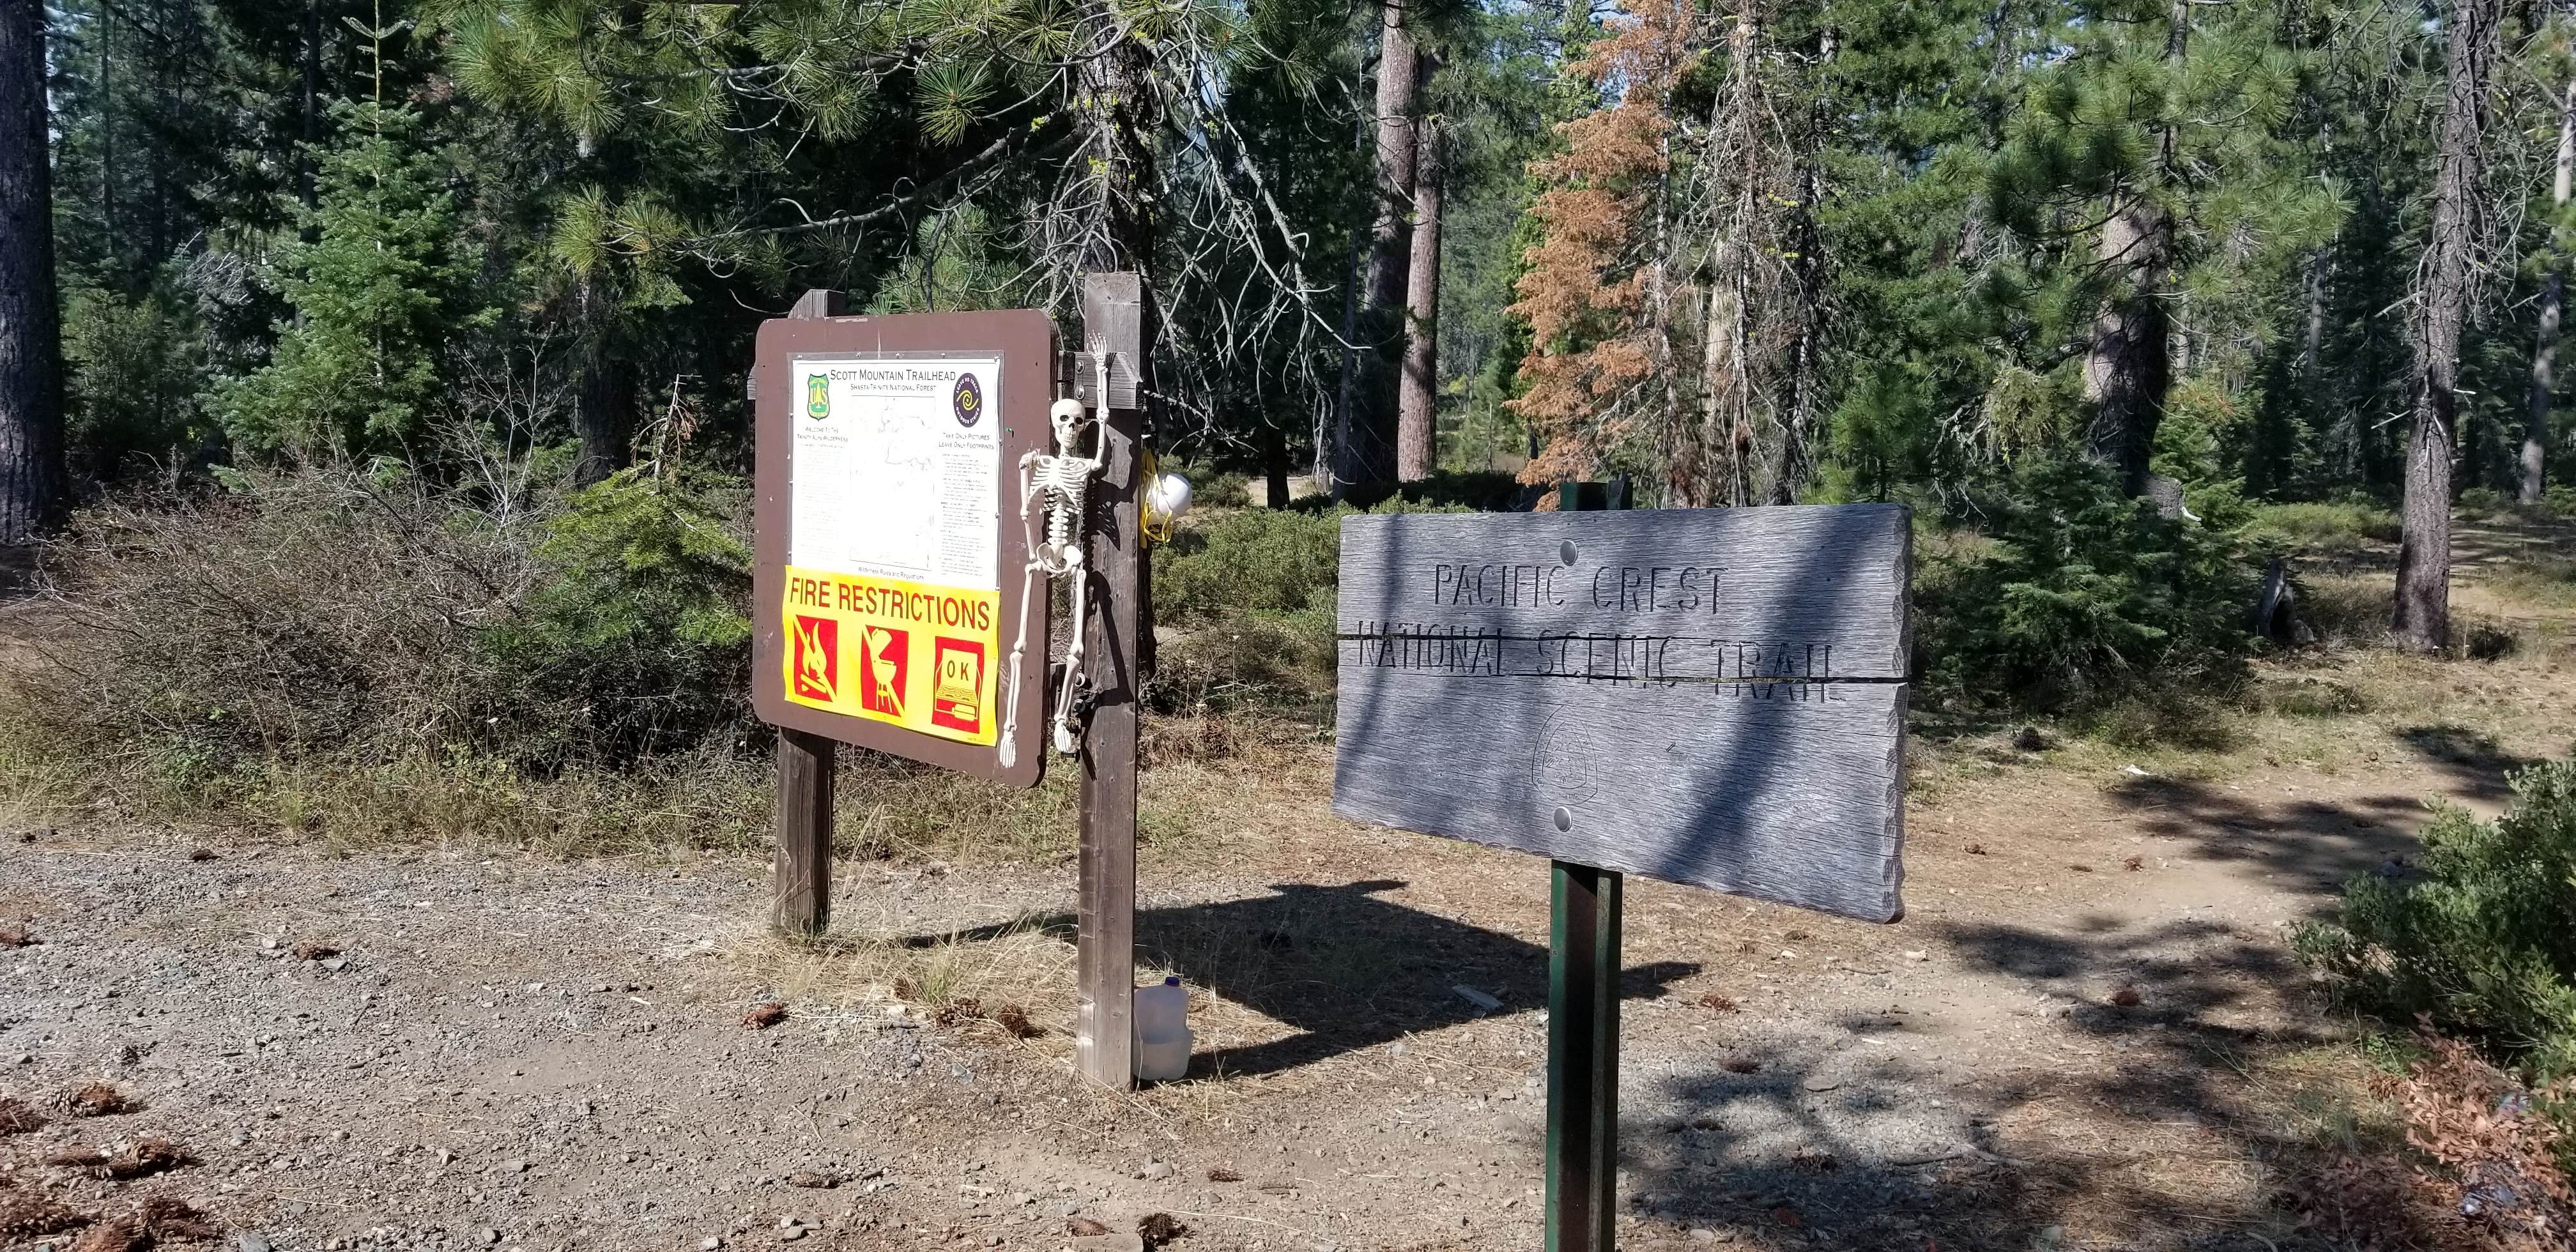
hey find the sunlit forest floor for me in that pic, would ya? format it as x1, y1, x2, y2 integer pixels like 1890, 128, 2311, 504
1, 511, 2572, 1251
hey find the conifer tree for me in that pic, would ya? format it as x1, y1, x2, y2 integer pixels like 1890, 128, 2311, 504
0, 0, 65, 542
215, 102, 489, 460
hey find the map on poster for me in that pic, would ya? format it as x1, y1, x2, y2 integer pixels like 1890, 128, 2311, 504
781, 354, 1004, 746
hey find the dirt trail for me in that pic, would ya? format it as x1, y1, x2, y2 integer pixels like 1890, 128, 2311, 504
0, 725, 2547, 1252
3, 517, 2570, 1252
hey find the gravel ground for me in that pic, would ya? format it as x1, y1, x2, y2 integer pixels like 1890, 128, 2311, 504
0, 717, 2532, 1252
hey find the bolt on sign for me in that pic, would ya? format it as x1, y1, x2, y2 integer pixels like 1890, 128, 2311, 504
753, 310, 1053, 786
1331, 504, 1912, 921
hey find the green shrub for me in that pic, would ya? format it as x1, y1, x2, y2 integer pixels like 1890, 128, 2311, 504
2295, 755, 2576, 1080
1153, 507, 1346, 622
1919, 458, 2259, 712
477, 468, 755, 764
13, 465, 752, 777
2245, 499, 2402, 553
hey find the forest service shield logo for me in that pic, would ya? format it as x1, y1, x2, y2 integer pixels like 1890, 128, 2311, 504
806, 374, 831, 419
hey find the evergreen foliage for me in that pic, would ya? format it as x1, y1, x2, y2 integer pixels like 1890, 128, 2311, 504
1919, 458, 2257, 710
213, 103, 489, 461
2297, 756, 2576, 1081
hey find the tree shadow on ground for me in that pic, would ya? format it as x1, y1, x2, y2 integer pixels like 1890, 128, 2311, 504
1619, 917, 2377, 1250
2393, 722, 2539, 802
2102, 774, 2426, 905
898, 879, 1698, 1080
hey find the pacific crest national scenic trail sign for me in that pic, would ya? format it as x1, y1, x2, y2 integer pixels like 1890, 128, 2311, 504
1332, 494, 1911, 1252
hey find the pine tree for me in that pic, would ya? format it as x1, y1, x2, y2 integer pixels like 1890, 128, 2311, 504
1986, 0, 2338, 501
2396, 0, 2503, 652
215, 102, 489, 461
0, 0, 64, 544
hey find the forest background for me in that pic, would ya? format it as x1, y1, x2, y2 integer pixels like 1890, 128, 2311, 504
8, 0, 2576, 1227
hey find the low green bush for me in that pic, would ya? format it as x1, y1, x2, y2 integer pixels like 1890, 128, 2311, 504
1919, 458, 2258, 713
1153, 507, 1344, 622
2295, 754, 2576, 1080
12, 465, 753, 778
2245, 499, 2402, 553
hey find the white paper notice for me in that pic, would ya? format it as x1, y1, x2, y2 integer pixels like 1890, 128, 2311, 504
788, 355, 1002, 591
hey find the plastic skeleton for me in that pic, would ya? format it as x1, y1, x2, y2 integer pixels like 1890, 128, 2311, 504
997, 394, 1107, 766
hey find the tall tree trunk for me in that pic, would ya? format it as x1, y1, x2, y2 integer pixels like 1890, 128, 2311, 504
2083, 0, 2188, 497
1264, 425, 1289, 508
571, 280, 631, 486
2082, 203, 2173, 495
301, 0, 321, 215
0, 0, 65, 545
1335, 5, 1423, 491
2398, 0, 2500, 652
1688, 14, 1761, 511
2524, 77, 2573, 506
1763, 24, 1835, 507
1396, 118, 1445, 482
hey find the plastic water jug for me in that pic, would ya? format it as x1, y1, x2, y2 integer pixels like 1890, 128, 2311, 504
1133, 975, 1191, 1081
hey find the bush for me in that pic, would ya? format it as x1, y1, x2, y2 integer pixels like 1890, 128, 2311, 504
1919, 458, 2259, 712
1152, 507, 1343, 622
478, 469, 753, 764
12, 465, 752, 778
2296, 756, 2576, 1081
2246, 499, 2402, 553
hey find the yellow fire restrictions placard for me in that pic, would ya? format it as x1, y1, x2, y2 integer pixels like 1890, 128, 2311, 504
780, 566, 1000, 745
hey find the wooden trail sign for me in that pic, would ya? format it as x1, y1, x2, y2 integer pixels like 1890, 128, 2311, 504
1332, 503, 1912, 921
1332, 496, 1911, 1252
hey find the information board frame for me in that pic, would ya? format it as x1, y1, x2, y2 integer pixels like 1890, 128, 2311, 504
751, 309, 1054, 788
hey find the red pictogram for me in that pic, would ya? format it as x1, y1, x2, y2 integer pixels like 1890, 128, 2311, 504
790, 616, 838, 701
931, 637, 986, 734
859, 626, 910, 717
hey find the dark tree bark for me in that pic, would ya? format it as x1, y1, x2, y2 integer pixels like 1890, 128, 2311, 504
2082, 0, 2188, 497
1395, 119, 1445, 483
2524, 77, 2573, 506
571, 280, 631, 486
301, 0, 321, 215
1333, 6, 1425, 491
2397, 0, 2500, 652
1264, 425, 1290, 508
0, 0, 65, 546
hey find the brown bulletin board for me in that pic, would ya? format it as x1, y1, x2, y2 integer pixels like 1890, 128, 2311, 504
751, 309, 1055, 788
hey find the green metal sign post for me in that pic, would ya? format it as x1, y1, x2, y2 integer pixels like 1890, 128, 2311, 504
1545, 478, 1625, 1252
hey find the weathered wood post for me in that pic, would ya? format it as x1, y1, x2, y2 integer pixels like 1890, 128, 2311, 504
1075, 273, 1146, 1089
770, 288, 850, 937
1546, 480, 1625, 1252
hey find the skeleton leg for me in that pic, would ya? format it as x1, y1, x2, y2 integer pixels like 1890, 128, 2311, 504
1053, 548, 1091, 757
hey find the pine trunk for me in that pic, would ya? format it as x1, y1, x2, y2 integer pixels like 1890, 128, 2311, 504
0, 0, 65, 546
572, 280, 631, 486
2081, 202, 2172, 495
1335, 6, 1422, 491
1395, 119, 1444, 482
2082, 0, 2188, 498
2397, 0, 2499, 652
2524, 78, 2573, 506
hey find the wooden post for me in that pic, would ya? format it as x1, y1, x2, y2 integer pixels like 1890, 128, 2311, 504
1076, 273, 1145, 1089
773, 728, 834, 935
769, 289, 849, 938
1547, 861, 1621, 1252
1546, 479, 1623, 1252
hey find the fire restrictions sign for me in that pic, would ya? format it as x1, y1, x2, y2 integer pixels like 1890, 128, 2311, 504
752, 311, 1052, 786
779, 353, 1002, 746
